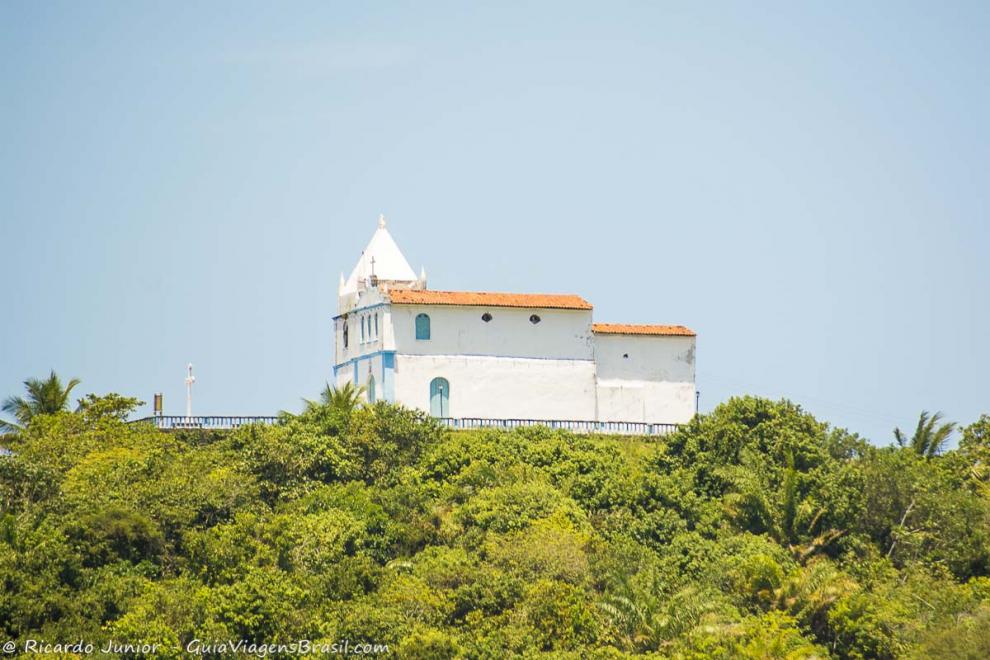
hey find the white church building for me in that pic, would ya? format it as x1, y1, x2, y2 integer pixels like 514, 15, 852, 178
333, 217, 697, 426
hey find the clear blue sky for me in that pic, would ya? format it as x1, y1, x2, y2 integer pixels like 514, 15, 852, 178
2, 1, 987, 445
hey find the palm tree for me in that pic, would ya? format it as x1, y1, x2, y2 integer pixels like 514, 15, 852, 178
894, 411, 955, 458
1, 370, 81, 432
304, 381, 366, 415
597, 584, 729, 652
772, 559, 856, 637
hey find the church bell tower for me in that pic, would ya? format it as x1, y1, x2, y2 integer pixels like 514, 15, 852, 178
338, 215, 426, 314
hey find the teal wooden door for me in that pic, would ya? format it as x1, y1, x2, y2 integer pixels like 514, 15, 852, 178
430, 377, 449, 417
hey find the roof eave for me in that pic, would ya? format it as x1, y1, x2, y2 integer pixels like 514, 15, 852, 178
389, 301, 593, 311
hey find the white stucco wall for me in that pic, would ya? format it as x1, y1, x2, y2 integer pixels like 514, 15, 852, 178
394, 354, 597, 420
596, 380, 696, 423
594, 334, 695, 382
390, 305, 594, 360
593, 334, 696, 423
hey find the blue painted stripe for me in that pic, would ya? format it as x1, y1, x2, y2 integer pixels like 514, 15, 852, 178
385, 352, 595, 363
335, 349, 394, 370
336, 351, 593, 370
332, 302, 389, 320
382, 352, 396, 402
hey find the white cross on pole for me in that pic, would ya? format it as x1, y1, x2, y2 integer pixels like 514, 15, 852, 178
185, 363, 195, 421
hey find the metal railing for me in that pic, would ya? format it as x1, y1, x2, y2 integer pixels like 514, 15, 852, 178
134, 415, 680, 436
438, 417, 680, 436
134, 415, 280, 430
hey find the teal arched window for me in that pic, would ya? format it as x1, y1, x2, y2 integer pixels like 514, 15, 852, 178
367, 376, 376, 403
415, 313, 431, 340
430, 377, 449, 417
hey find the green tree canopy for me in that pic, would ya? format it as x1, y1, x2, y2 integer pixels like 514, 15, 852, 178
1, 387, 988, 657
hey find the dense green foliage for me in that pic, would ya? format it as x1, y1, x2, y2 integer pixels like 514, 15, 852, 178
2, 394, 989, 657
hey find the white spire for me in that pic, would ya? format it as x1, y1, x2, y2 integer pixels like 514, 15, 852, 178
419, 266, 427, 287
338, 272, 346, 294
341, 216, 418, 294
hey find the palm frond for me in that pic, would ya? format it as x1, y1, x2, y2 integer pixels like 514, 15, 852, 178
896, 410, 955, 458
2, 371, 81, 429
0, 418, 24, 433
928, 420, 956, 458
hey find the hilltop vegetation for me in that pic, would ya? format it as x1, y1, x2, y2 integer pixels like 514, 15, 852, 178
2, 393, 990, 658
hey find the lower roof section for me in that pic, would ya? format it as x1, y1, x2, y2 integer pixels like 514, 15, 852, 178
592, 323, 696, 337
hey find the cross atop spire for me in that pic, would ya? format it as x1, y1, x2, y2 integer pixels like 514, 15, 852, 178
340, 214, 418, 297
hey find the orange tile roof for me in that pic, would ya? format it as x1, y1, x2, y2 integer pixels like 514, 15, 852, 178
388, 290, 593, 310
592, 323, 696, 337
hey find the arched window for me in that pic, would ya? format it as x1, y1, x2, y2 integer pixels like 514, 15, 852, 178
430, 377, 449, 417
367, 376, 376, 403
342, 321, 349, 348
361, 316, 366, 343
415, 313, 431, 340
374, 313, 379, 337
